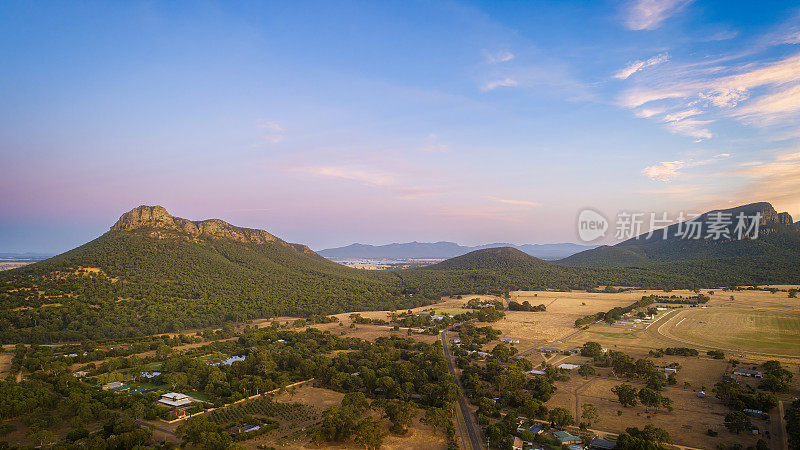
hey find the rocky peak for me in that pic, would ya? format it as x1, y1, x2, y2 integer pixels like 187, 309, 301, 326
111, 205, 280, 244
777, 212, 794, 226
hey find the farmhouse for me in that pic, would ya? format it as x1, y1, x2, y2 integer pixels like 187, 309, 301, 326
553, 430, 582, 445
732, 368, 762, 378
158, 392, 193, 408
512, 436, 523, 450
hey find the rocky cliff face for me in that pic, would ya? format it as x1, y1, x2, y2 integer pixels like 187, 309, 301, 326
110, 205, 284, 245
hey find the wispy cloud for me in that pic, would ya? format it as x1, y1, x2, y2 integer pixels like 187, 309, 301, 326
484, 49, 515, 64
291, 166, 394, 186
625, 0, 692, 31
481, 78, 518, 91
620, 50, 800, 138
642, 160, 686, 181
485, 196, 542, 208
257, 120, 284, 143
614, 53, 670, 79
642, 154, 730, 181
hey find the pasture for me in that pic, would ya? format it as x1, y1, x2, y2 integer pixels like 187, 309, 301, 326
658, 307, 800, 355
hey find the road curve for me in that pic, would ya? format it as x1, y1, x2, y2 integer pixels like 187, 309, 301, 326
441, 328, 483, 450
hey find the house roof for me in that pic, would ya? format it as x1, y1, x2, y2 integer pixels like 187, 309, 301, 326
590, 436, 617, 449
733, 368, 761, 375
553, 430, 581, 442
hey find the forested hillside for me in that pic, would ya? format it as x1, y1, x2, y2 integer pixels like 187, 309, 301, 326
560, 202, 800, 267
0, 207, 419, 343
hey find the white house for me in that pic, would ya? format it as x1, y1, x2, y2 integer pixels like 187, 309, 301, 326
158, 392, 193, 407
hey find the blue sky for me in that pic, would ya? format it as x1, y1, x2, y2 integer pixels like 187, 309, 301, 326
1, 0, 800, 253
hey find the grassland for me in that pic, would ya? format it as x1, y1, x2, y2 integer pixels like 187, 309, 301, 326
659, 308, 800, 355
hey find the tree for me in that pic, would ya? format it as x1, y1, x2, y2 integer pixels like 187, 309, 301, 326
423, 407, 451, 431
548, 407, 574, 428
353, 417, 385, 450
724, 411, 752, 434
612, 384, 638, 407
384, 399, 416, 434
581, 341, 603, 358
176, 416, 229, 448
155, 344, 173, 359
581, 403, 599, 427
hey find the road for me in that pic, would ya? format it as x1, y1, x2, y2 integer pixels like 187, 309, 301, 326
441, 328, 483, 450
773, 400, 788, 450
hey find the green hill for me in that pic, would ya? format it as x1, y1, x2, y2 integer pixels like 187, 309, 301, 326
0, 206, 418, 343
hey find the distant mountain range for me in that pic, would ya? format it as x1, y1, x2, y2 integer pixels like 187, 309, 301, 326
319, 241, 598, 260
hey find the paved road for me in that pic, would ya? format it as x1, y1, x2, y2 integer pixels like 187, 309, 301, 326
441, 328, 483, 450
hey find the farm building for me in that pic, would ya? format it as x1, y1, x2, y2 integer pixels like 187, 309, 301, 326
662, 367, 677, 374
73, 371, 88, 378
590, 436, 617, 449
558, 363, 581, 370
525, 369, 547, 376
697, 391, 706, 398
743, 409, 767, 419
540, 347, 561, 353
501, 337, 520, 344
158, 392, 193, 408
732, 368, 762, 378
553, 430, 582, 445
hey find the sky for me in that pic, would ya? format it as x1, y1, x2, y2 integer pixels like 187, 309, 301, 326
2, 0, 800, 253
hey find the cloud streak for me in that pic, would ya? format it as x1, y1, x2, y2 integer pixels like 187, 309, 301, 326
481, 78, 518, 91
642, 154, 730, 181
625, 0, 692, 31
485, 196, 542, 207
615, 53, 670, 79
484, 50, 515, 64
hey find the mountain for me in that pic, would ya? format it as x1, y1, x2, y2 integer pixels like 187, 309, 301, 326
0, 206, 420, 343
560, 202, 800, 268
319, 241, 466, 259
424, 247, 548, 271
319, 241, 597, 260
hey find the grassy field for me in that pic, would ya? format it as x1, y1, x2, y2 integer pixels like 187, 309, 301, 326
659, 307, 800, 355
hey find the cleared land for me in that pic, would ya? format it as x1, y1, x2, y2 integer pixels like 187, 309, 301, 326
472, 289, 800, 449
659, 307, 800, 355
